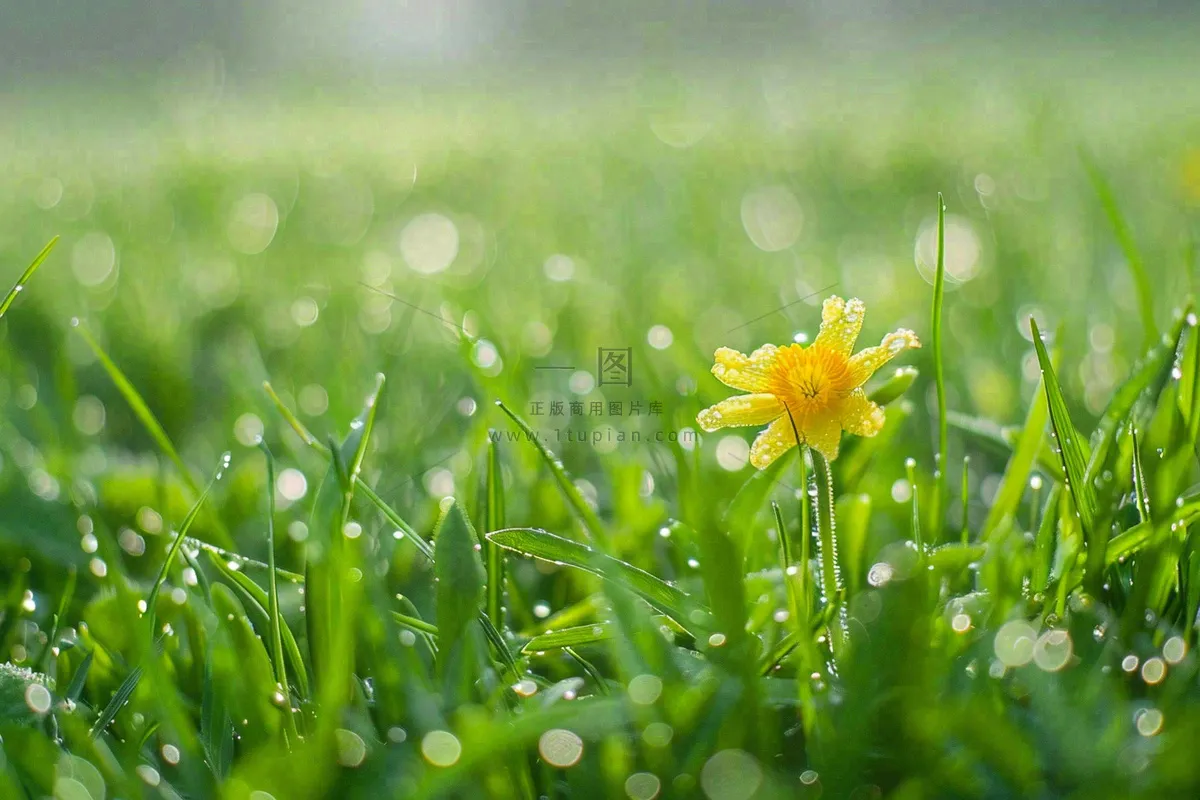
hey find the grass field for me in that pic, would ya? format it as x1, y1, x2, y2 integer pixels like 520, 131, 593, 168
2, 64, 1200, 798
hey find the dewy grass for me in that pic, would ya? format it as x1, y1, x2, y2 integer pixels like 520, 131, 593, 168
5, 87, 1200, 799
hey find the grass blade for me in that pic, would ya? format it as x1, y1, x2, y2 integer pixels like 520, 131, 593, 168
258, 441, 297, 744
484, 437, 506, 629
981, 374, 1048, 540
72, 321, 199, 497
495, 399, 607, 543
200, 648, 234, 779
204, 551, 311, 700
263, 379, 432, 560
390, 610, 439, 637
1085, 307, 1190, 485
1131, 429, 1151, 523
0, 237, 58, 320
931, 193, 949, 540
89, 666, 143, 738
1029, 318, 1097, 540
522, 622, 615, 654
434, 499, 487, 707
64, 649, 94, 703
145, 452, 229, 636
267, 379, 517, 681
487, 527, 699, 630
724, 447, 796, 549
33, 565, 75, 672
1081, 149, 1156, 347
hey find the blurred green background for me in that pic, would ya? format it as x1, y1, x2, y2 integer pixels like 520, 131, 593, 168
3, 2, 1200, 797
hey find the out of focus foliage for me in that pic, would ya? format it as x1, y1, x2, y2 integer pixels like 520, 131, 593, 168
1, 61, 1200, 798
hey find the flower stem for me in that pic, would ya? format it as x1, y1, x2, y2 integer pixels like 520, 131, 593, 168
809, 448, 844, 651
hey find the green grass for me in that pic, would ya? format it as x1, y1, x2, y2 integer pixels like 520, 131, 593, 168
2, 70, 1200, 799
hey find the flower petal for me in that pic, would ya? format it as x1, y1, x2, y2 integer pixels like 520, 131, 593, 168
839, 388, 886, 438
697, 393, 784, 432
813, 296, 866, 357
711, 344, 779, 392
802, 413, 843, 462
848, 329, 921, 387
749, 415, 799, 469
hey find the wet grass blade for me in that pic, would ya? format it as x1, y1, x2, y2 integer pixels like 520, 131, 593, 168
931, 193, 949, 540
759, 630, 802, 675
1085, 308, 1190, 485
1105, 497, 1200, 565
487, 527, 699, 630
390, 610, 439, 637
484, 437, 506, 629
434, 499, 487, 707
33, 565, 75, 672
267, 379, 515, 679
72, 321, 200, 498
89, 666, 143, 738
1081, 149, 1156, 347
981, 375, 1048, 540
1033, 484, 1062, 590
0, 237, 58, 320
200, 648, 234, 779
205, 551, 311, 700
1131, 429, 1151, 523
725, 448, 796, 548
145, 453, 229, 636
960, 456, 971, 543
522, 622, 615, 654
264, 379, 432, 560
64, 649, 94, 703
1029, 318, 1096, 540
258, 442, 296, 742
495, 399, 607, 543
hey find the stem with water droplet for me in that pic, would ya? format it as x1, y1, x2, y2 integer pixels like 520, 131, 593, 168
810, 449, 844, 652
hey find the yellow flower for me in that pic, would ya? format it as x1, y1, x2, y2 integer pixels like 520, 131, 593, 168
697, 296, 919, 467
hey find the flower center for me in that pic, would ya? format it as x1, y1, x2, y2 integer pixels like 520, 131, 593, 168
769, 343, 854, 417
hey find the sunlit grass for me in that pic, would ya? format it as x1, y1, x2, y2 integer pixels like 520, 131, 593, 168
1, 83, 1200, 799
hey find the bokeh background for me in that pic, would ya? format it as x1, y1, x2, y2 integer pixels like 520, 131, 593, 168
3, 4, 1200, 793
